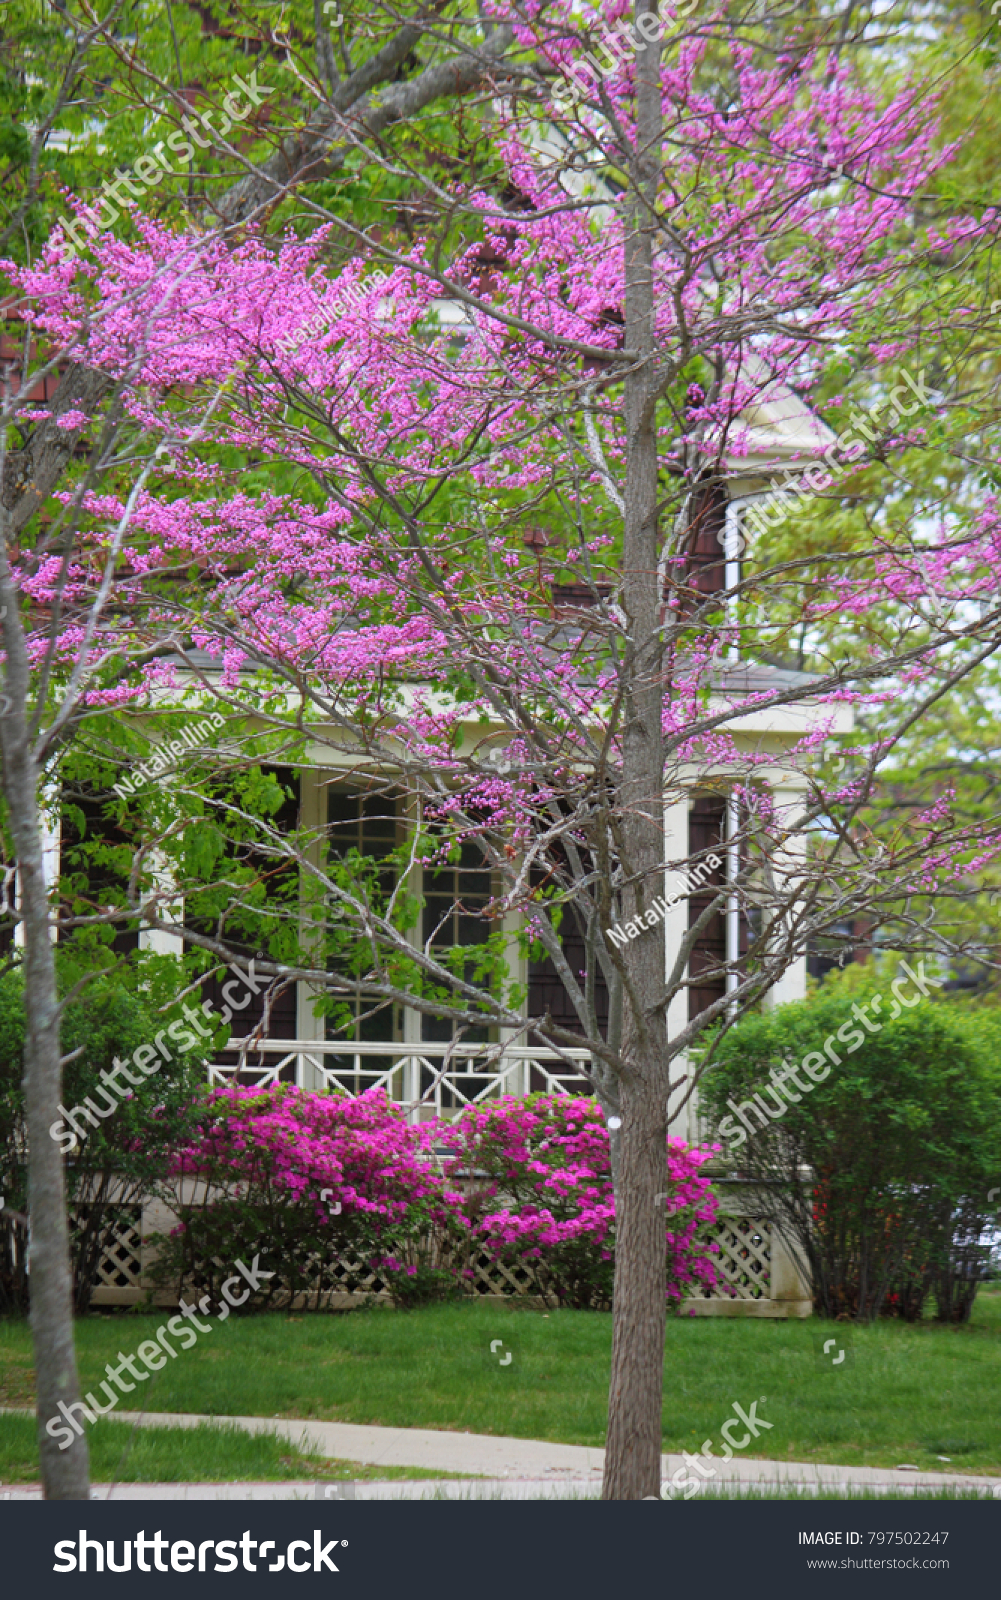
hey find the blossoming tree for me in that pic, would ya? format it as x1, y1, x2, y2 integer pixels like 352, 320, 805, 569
4, 1, 1001, 1501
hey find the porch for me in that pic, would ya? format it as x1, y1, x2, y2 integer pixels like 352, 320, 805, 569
6, 1036, 808, 1318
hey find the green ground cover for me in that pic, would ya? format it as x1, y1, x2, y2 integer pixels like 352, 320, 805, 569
2, 1292, 999, 1480
0, 1413, 458, 1485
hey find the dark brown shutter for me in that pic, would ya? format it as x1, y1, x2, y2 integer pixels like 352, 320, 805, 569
673, 480, 729, 612
527, 898, 609, 1044
550, 582, 612, 610
687, 795, 726, 1022
526, 845, 609, 1099
686, 794, 749, 1023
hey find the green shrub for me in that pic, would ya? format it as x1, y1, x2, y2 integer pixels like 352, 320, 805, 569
0, 972, 205, 1313
699, 964, 1001, 1322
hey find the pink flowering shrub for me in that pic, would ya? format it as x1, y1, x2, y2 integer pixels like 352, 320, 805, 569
153, 1084, 460, 1307
430, 1095, 721, 1310
152, 1085, 720, 1311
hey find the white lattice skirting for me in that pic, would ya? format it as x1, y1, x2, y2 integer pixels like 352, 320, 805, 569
87, 1200, 811, 1316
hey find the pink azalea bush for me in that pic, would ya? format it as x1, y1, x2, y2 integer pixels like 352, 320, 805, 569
154, 1085, 721, 1310
155, 1084, 460, 1306
430, 1095, 721, 1310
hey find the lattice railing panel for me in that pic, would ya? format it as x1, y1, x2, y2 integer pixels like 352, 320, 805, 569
464, 1248, 540, 1297
75, 1205, 143, 1291
283, 1248, 391, 1299
696, 1216, 772, 1299
96, 1214, 776, 1299
92, 1199, 774, 1304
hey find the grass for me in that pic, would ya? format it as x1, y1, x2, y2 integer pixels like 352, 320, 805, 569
1, 1291, 999, 1480
0, 1410, 469, 1486
0, 1412, 461, 1485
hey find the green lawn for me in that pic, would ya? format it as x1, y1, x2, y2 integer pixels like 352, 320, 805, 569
0, 1413, 458, 1485
2, 1292, 1000, 1479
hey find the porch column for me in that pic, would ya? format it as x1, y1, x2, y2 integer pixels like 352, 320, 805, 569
664, 792, 694, 1139
14, 782, 60, 947
138, 848, 184, 960
762, 783, 809, 1009
295, 761, 327, 1090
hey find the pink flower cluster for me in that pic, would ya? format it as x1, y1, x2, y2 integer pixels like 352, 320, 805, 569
172, 1083, 459, 1229
429, 1095, 721, 1304
377, 1256, 418, 1278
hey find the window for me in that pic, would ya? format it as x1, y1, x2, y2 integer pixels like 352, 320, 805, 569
190, 768, 301, 1078
325, 787, 401, 1050
419, 832, 497, 1108
687, 794, 750, 1022
673, 480, 729, 611
420, 838, 493, 1043
527, 898, 608, 1036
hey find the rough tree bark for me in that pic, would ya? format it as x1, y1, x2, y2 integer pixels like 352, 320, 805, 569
1, 366, 111, 538
0, 567, 90, 1499
602, 0, 669, 1502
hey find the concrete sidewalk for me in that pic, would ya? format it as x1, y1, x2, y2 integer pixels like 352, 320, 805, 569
4, 1407, 1000, 1497
4, 1471, 1001, 1500
124, 1409, 606, 1476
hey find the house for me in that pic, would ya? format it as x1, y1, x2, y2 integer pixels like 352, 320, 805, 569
22, 370, 849, 1317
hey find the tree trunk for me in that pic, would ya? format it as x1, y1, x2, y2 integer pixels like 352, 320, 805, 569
0, 595, 90, 1497
602, 0, 668, 1502
603, 1075, 668, 1498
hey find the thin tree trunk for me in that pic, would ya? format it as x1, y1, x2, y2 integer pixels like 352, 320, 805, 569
0, 591, 90, 1498
602, 0, 668, 1502
604, 1075, 668, 1497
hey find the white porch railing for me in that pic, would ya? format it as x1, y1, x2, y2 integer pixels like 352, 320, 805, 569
207, 1039, 595, 1121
